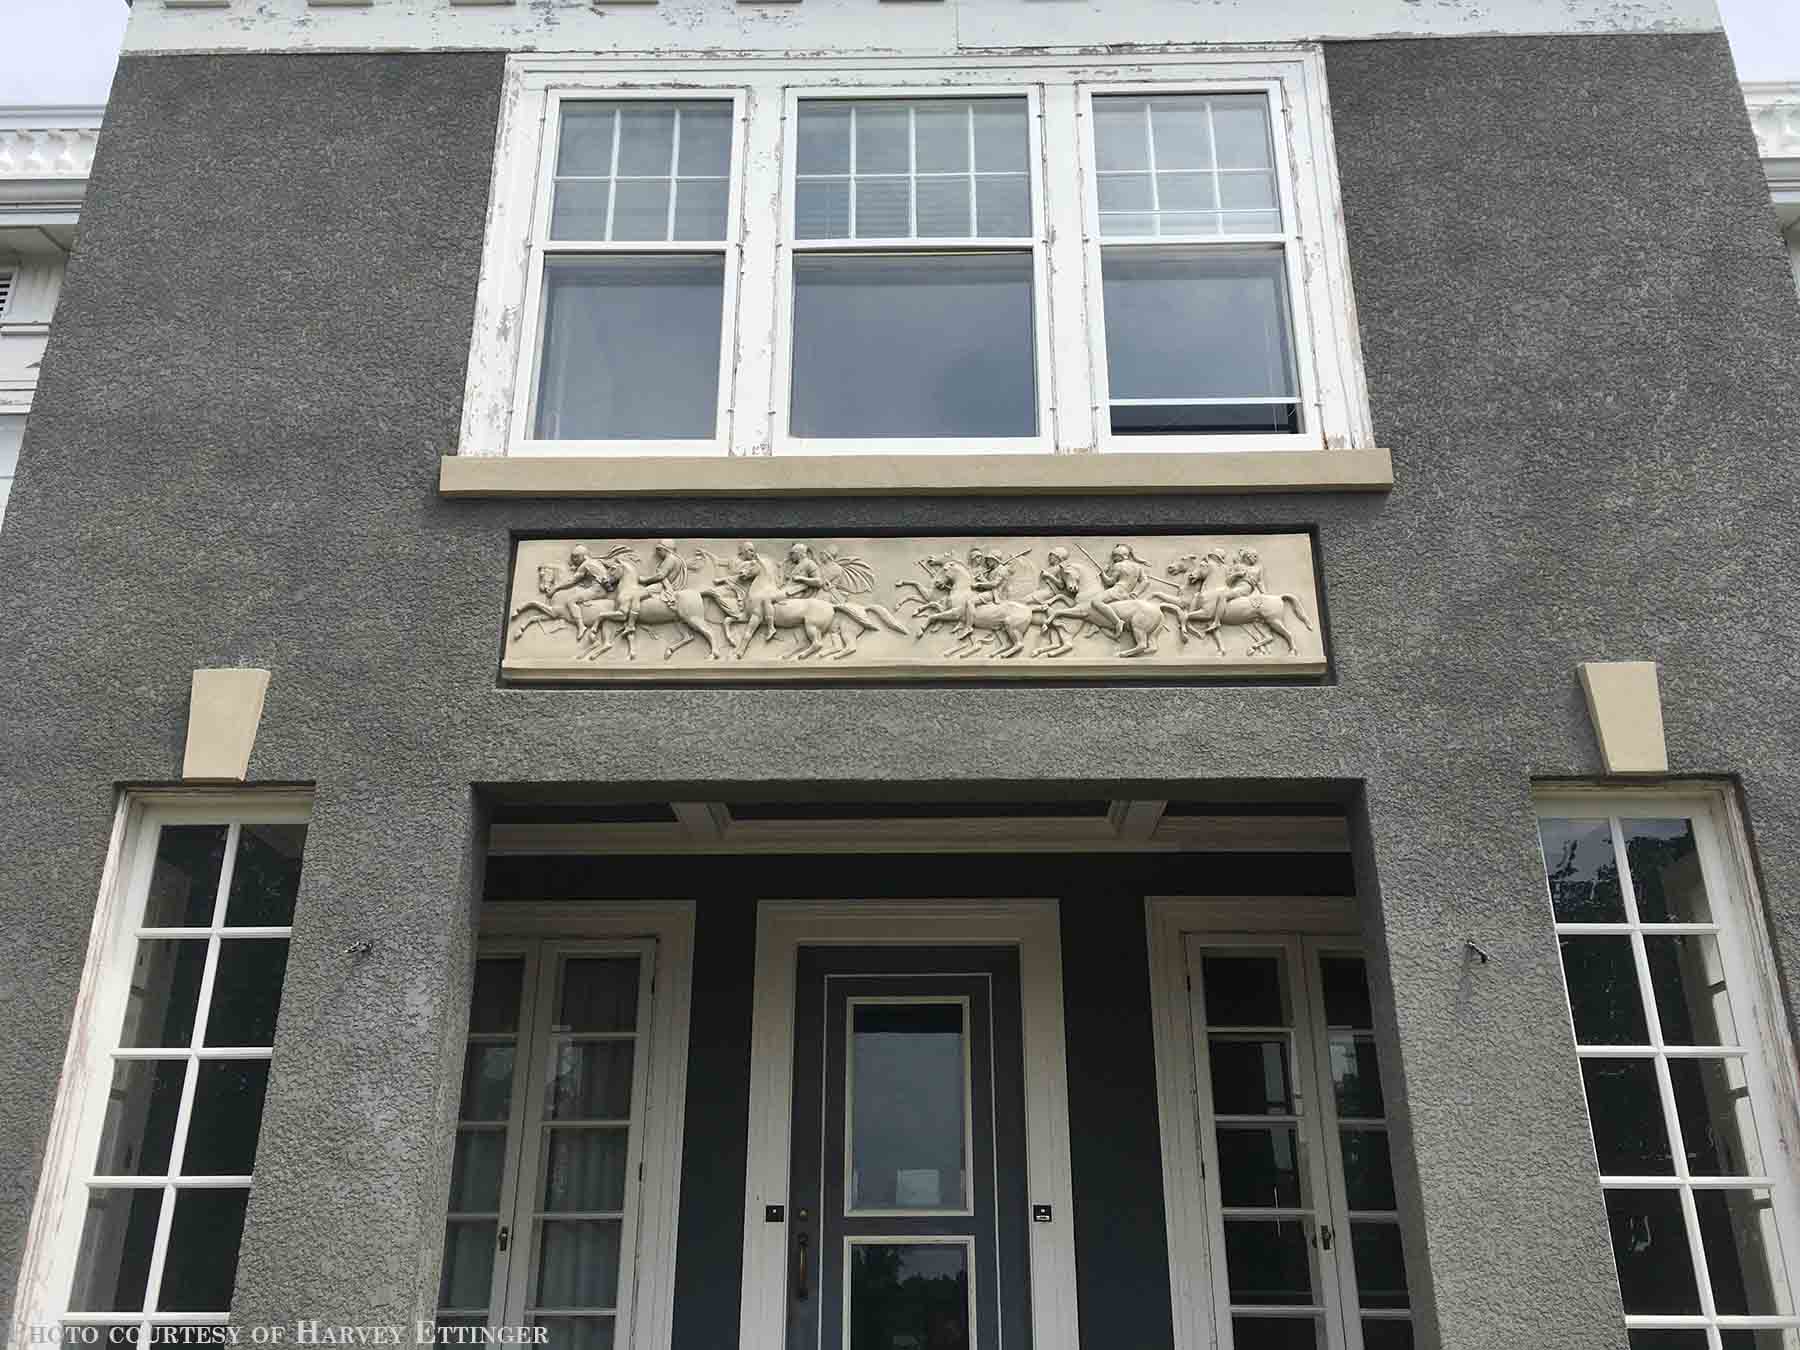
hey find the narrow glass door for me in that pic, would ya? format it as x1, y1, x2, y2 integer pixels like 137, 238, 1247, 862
1188, 941, 1339, 1349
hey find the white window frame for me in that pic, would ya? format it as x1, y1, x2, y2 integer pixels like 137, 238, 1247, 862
1535, 787, 1800, 1347
501, 83, 749, 459
470, 901, 695, 1350
774, 82, 1054, 456
1076, 71, 1364, 453
460, 52, 1370, 462
11, 790, 313, 1341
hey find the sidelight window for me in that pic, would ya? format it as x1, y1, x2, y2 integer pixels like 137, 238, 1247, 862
39, 799, 309, 1336
1536, 795, 1800, 1349
1187, 937, 1417, 1349
435, 942, 658, 1346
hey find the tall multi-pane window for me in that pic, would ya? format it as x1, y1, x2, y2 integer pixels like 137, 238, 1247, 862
784, 95, 1044, 447
1085, 92, 1305, 442
1187, 937, 1416, 1348
1536, 796, 1800, 1349
520, 99, 740, 449
436, 942, 656, 1348
50, 803, 309, 1336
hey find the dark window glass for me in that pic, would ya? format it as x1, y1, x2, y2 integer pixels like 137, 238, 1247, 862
1695, 1189, 1784, 1317
157, 1187, 250, 1312
204, 938, 289, 1047
448, 1129, 507, 1215
439, 1219, 498, 1312
142, 825, 228, 928
1318, 956, 1373, 1030
1604, 1189, 1701, 1314
535, 1219, 622, 1308
182, 1059, 271, 1175
1216, 1125, 1303, 1208
557, 958, 640, 1033
1559, 937, 1649, 1045
1203, 954, 1288, 1027
1339, 1128, 1398, 1211
96, 1059, 187, 1176
470, 958, 526, 1036
120, 939, 208, 1048
1668, 1058, 1756, 1178
548, 1042, 635, 1121
1537, 818, 1625, 923
223, 823, 307, 927
1360, 1320, 1414, 1350
1223, 1218, 1315, 1305
1644, 936, 1736, 1047
1349, 1221, 1409, 1310
1329, 1033, 1385, 1120
1229, 1317, 1319, 1348
1621, 819, 1707, 923
460, 1044, 516, 1122
1580, 1058, 1674, 1175
68, 1189, 162, 1311
848, 1242, 971, 1350
1628, 1333, 1709, 1349
1209, 1036, 1294, 1116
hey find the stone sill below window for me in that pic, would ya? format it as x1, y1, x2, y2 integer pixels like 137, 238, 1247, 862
437, 447, 1393, 497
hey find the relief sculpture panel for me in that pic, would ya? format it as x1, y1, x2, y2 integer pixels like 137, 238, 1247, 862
502, 535, 1326, 680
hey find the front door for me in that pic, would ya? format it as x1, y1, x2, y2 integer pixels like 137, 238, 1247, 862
786, 946, 1033, 1350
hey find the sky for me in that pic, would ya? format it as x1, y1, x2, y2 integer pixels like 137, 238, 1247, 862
1, 0, 1798, 107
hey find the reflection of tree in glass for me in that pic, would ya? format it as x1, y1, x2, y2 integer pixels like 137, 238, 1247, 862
1540, 819, 1622, 922
850, 1245, 970, 1350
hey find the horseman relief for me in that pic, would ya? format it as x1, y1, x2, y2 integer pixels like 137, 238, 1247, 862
503, 535, 1326, 680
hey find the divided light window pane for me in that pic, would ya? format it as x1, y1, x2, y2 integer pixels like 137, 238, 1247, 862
789, 252, 1037, 439
795, 98, 1029, 241
551, 102, 731, 242
1091, 93, 1302, 439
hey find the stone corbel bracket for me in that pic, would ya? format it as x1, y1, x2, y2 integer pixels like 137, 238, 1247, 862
1578, 661, 1667, 776
183, 668, 271, 781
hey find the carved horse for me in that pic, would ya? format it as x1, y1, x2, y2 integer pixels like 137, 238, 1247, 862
579, 549, 746, 661
509, 564, 616, 645
897, 556, 1044, 659
1036, 560, 1189, 659
1166, 551, 1314, 656
731, 552, 905, 660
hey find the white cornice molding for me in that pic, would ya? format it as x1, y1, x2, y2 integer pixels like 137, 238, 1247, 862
1746, 82, 1800, 166
0, 122, 100, 183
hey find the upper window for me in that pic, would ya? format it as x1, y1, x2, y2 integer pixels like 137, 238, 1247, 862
464, 56, 1368, 459
1086, 93, 1302, 441
1535, 793, 1800, 1348
783, 95, 1045, 449
517, 98, 741, 453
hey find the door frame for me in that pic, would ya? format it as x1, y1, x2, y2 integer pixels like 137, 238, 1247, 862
1145, 894, 1361, 1350
738, 899, 1081, 1350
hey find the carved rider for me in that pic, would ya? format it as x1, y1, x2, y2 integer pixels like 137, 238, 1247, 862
623, 538, 687, 637
738, 540, 782, 643
1201, 547, 1264, 635
1091, 543, 1152, 637
546, 544, 613, 606
953, 546, 1011, 636
783, 542, 833, 600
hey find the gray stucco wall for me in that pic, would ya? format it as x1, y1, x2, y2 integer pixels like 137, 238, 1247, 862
3, 31, 1799, 1348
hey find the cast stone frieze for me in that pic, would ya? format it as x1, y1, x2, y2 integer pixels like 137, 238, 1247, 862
503, 535, 1326, 680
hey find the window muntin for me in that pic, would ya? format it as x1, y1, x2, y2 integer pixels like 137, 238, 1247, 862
782, 92, 1047, 451
436, 942, 656, 1345
515, 96, 741, 453
1082, 87, 1314, 447
1536, 800, 1800, 1348
59, 810, 308, 1333
1188, 938, 1417, 1349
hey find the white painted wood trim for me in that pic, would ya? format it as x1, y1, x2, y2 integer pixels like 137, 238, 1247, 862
737, 898, 1080, 1350
478, 901, 696, 1350
1144, 895, 1358, 1350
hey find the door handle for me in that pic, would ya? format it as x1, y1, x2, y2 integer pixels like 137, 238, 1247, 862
795, 1230, 811, 1301
1318, 1223, 1335, 1252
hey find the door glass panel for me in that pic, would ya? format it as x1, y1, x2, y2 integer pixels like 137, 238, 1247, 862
535, 1219, 622, 1308
542, 1128, 630, 1212
1209, 1036, 1295, 1116
1581, 1058, 1674, 1175
1643, 934, 1738, 1046
1328, 1032, 1384, 1119
1696, 1188, 1792, 1317
1360, 1319, 1415, 1350
530, 1317, 616, 1350
548, 1041, 636, 1121
95, 1059, 187, 1176
1559, 936, 1650, 1044
1216, 1125, 1303, 1208
558, 959, 639, 1033
1203, 954, 1289, 1026
142, 825, 228, 928
1223, 1218, 1317, 1305
850, 1001, 968, 1211
119, 939, 207, 1048
1536, 818, 1626, 923
157, 1187, 250, 1312
223, 822, 308, 927
1338, 1127, 1397, 1210
1668, 1057, 1761, 1177
1349, 1221, 1409, 1310
1604, 1188, 1702, 1313
1621, 819, 1707, 923
440, 1220, 500, 1313
847, 1242, 971, 1350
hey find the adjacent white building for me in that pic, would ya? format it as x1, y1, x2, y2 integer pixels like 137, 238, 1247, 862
0, 106, 99, 525
1747, 82, 1800, 290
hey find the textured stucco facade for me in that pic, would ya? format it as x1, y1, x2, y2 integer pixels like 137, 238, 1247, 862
2, 24, 1798, 1350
